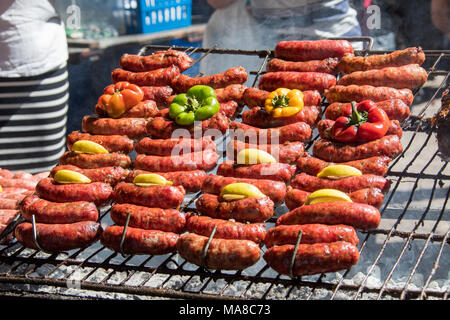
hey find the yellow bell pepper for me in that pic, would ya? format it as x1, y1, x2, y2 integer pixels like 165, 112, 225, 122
265, 88, 304, 118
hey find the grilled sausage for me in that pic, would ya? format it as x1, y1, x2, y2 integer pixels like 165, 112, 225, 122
126, 169, 207, 193
195, 193, 274, 223
15, 221, 102, 252
201, 174, 286, 204
285, 186, 385, 210
171, 66, 248, 93
313, 135, 403, 162
20, 194, 98, 224
82, 115, 148, 140
228, 140, 304, 164
263, 241, 359, 276
0, 198, 19, 210
219, 100, 240, 118
337, 64, 428, 89
134, 149, 218, 172
276, 202, 381, 230
242, 105, 322, 128
135, 137, 215, 156
186, 215, 266, 243
214, 84, 247, 104
119, 50, 193, 72
35, 178, 113, 206
217, 160, 296, 183
336, 47, 426, 74
274, 39, 354, 61
325, 85, 414, 106
146, 112, 229, 139
324, 99, 411, 122
141, 86, 174, 108
317, 119, 403, 140
101, 225, 178, 255
264, 224, 359, 248
295, 155, 391, 176
266, 57, 339, 74
243, 87, 322, 108
0, 168, 14, 179
50, 165, 129, 186
290, 172, 391, 194
67, 131, 134, 154
0, 177, 36, 191
113, 182, 185, 209
176, 232, 261, 270
110, 203, 186, 233
111, 65, 180, 87
0, 192, 31, 201
0, 209, 19, 225
59, 151, 132, 169
258, 71, 336, 93
230, 121, 312, 144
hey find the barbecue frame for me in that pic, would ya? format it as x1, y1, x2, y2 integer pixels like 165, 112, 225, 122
0, 37, 449, 300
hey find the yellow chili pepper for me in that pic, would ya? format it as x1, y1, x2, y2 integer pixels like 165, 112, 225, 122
265, 88, 304, 118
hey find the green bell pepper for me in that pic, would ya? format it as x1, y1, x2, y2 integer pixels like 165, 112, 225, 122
169, 85, 220, 126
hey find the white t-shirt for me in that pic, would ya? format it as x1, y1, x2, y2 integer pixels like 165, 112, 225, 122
0, 0, 68, 77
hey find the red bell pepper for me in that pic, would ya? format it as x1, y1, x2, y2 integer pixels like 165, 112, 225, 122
331, 100, 390, 143
96, 82, 144, 118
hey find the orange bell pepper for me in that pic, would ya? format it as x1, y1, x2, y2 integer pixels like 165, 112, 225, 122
96, 82, 144, 118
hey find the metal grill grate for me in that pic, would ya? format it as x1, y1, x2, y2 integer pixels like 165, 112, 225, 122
0, 39, 449, 300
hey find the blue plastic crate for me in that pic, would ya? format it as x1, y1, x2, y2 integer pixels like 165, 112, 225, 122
123, 0, 192, 34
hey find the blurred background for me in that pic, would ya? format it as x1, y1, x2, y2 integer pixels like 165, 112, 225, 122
53, 0, 449, 134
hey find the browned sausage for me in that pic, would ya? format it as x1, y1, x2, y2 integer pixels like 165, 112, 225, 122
171, 67, 248, 93
176, 232, 261, 270
325, 85, 414, 106
258, 71, 337, 93
230, 121, 312, 144
295, 155, 391, 176
126, 169, 207, 193
313, 135, 403, 162
284, 186, 385, 210
217, 160, 296, 183
264, 224, 359, 247
0, 177, 36, 191
35, 178, 113, 206
134, 149, 218, 172
195, 193, 274, 223
135, 137, 215, 156
66, 131, 134, 154
263, 241, 359, 276
227, 140, 304, 164
50, 165, 129, 186
290, 172, 391, 194
82, 115, 148, 140
15, 221, 102, 252
214, 84, 247, 104
267, 57, 339, 74
113, 182, 185, 209
101, 225, 179, 255
20, 194, 99, 224
336, 47, 426, 74
186, 215, 266, 243
337, 64, 428, 89
275, 40, 354, 61
110, 203, 186, 233
119, 50, 193, 72
111, 65, 180, 87
140, 86, 174, 108
201, 174, 286, 204
59, 151, 132, 169
276, 202, 381, 230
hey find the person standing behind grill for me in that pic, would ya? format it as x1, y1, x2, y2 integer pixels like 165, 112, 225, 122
0, 0, 69, 173
201, 0, 362, 76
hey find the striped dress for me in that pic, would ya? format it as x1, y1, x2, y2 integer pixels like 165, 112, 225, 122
0, 65, 68, 173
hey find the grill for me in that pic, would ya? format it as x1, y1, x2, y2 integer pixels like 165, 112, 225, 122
0, 38, 449, 300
